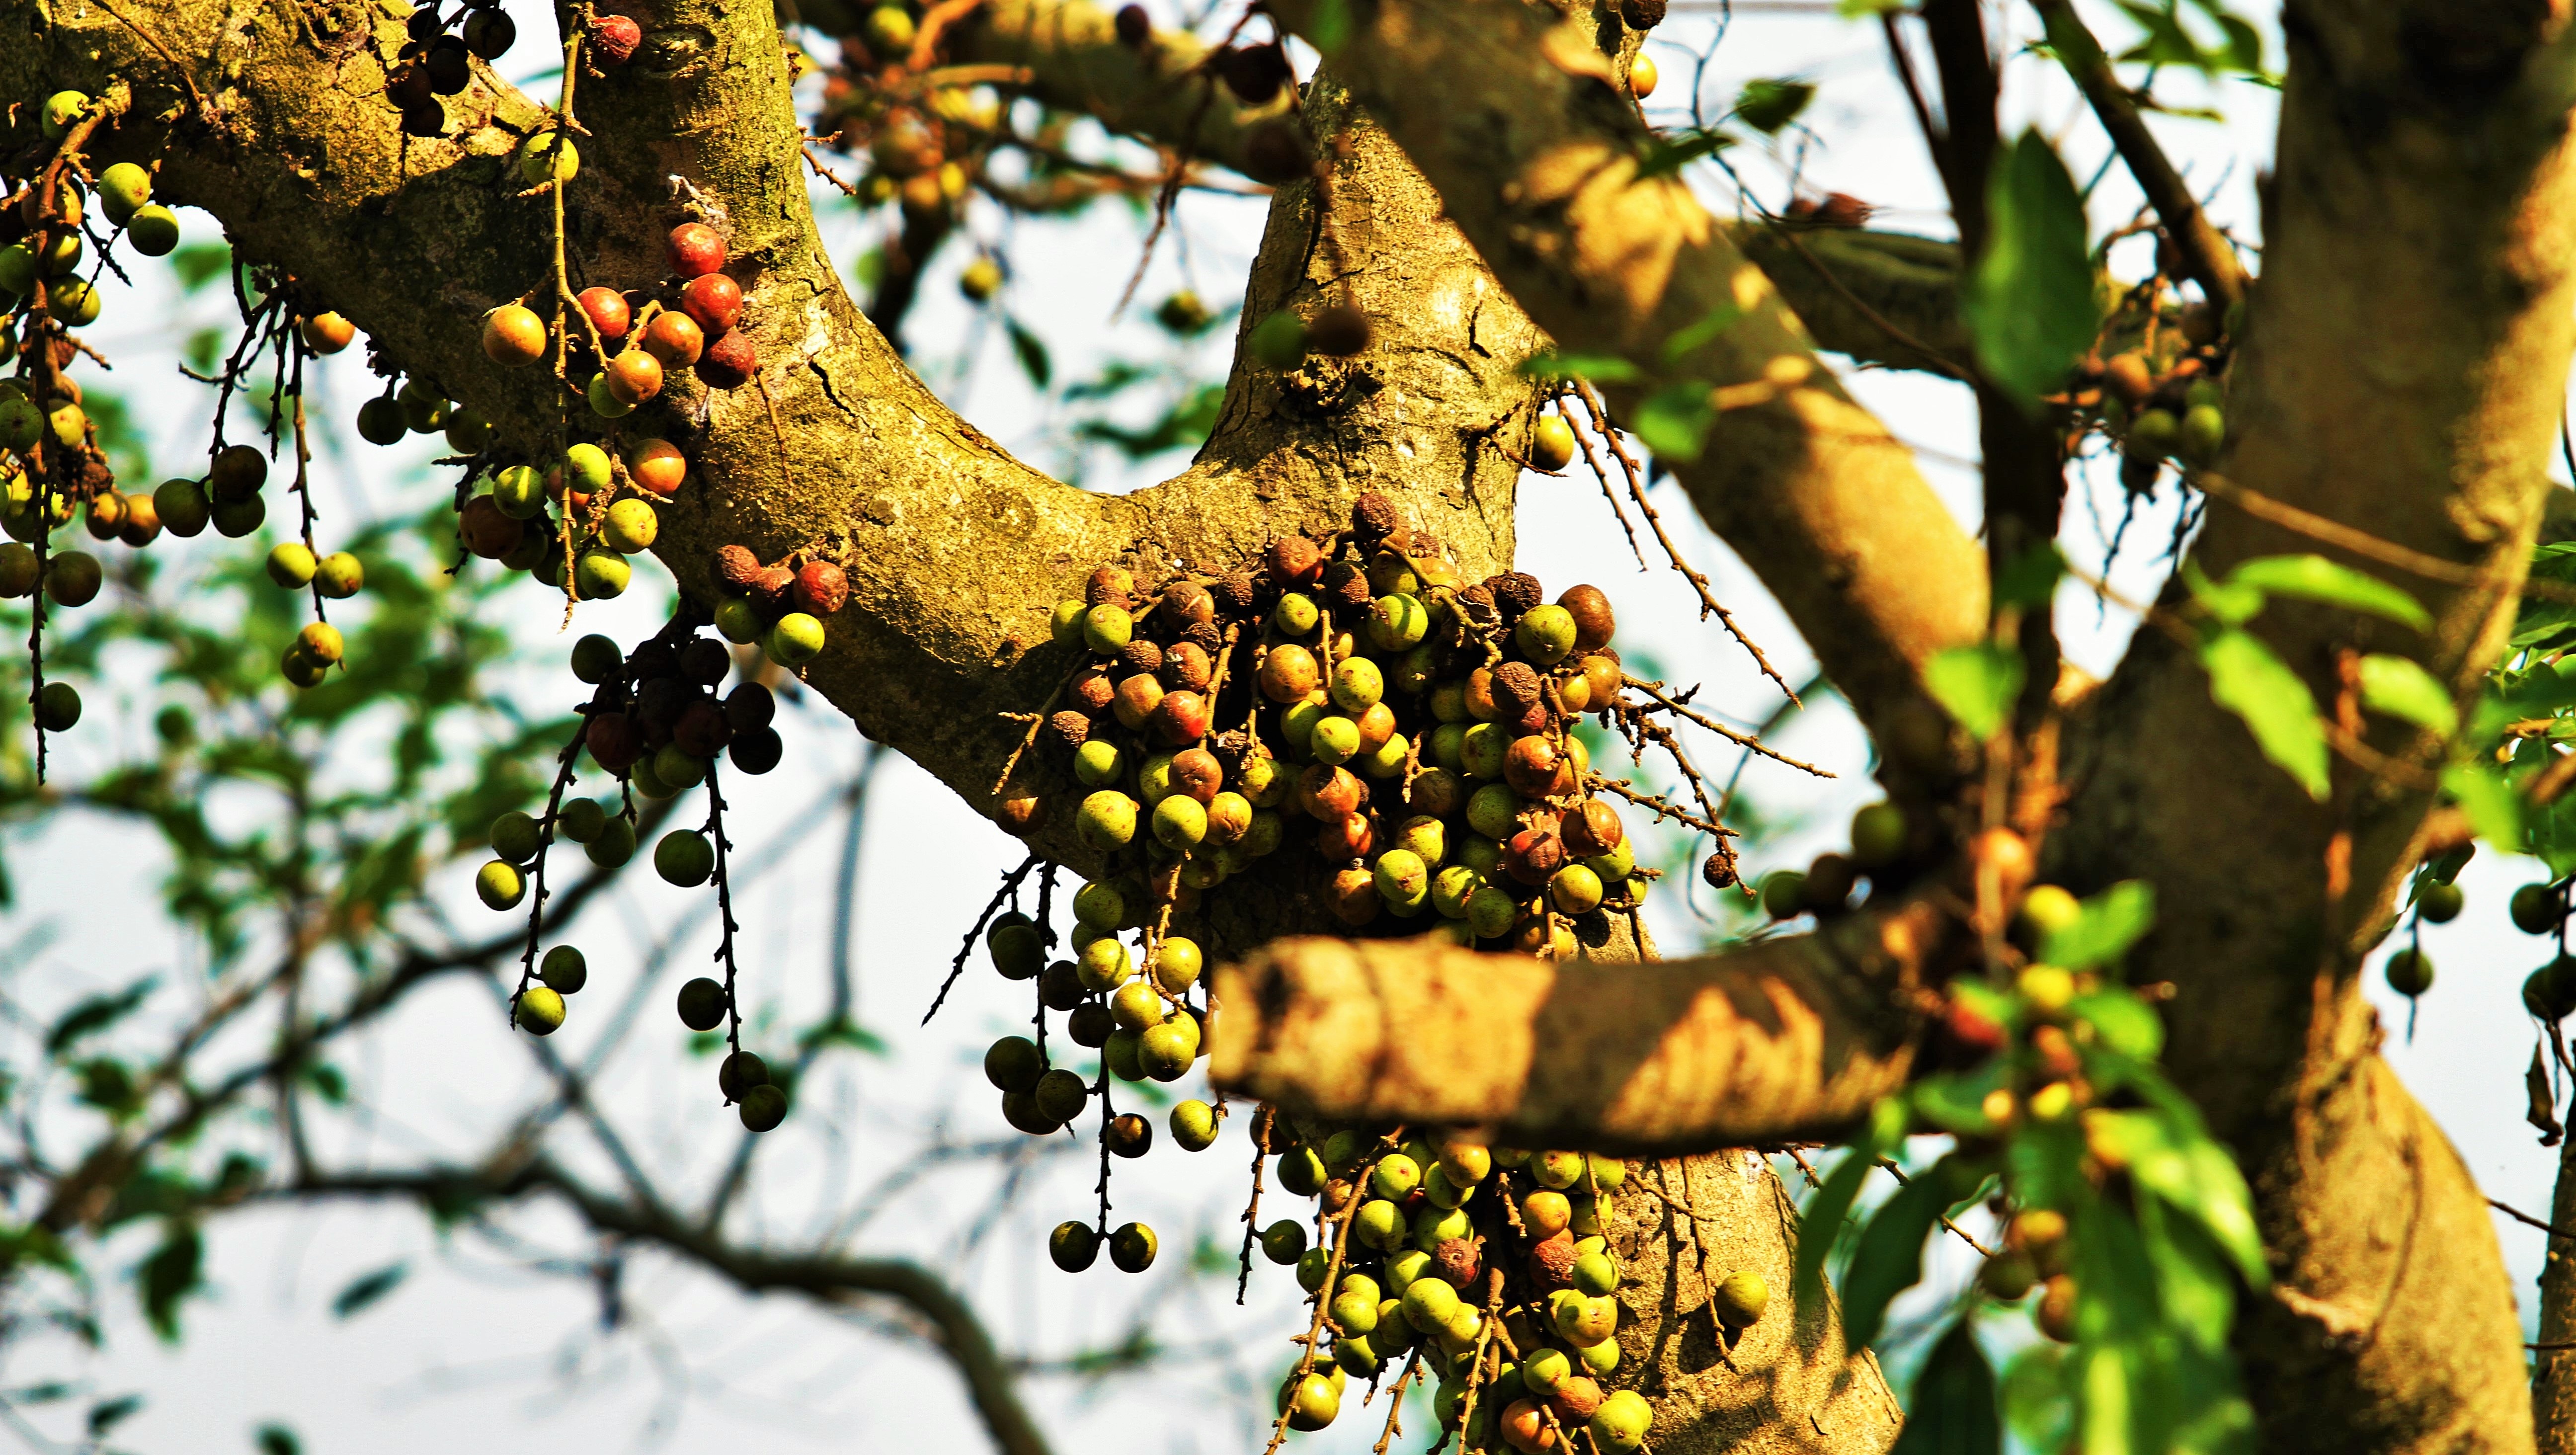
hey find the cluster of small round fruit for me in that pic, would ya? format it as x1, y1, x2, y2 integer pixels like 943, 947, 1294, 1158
384, 0, 524, 137
478, 219, 757, 414
2088, 301, 2234, 487
701, 543, 846, 674
1243, 1130, 1683, 1450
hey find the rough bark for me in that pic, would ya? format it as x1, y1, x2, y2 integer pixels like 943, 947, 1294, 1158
2540, 1129, 2576, 1451
1210, 895, 1955, 1155
2054, 7, 2576, 1453
1269, 0, 1989, 752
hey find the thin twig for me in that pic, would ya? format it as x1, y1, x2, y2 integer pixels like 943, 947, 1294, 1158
1622, 673, 1833, 777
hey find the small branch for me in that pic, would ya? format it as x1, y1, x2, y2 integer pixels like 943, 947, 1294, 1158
1620, 674, 1833, 777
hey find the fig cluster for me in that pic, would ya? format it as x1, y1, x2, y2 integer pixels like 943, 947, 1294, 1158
705, 544, 846, 673
569, 627, 784, 795
1250, 1130, 1691, 1452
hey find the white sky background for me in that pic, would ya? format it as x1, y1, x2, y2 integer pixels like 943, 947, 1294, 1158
1, 2, 2565, 1452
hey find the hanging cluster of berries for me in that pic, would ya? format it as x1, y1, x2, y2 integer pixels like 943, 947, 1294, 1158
384, 0, 524, 138
481, 611, 790, 1132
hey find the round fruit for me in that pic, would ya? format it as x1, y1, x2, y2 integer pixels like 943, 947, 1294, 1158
1850, 801, 1907, 868
655, 829, 716, 886
588, 816, 638, 868
1082, 603, 1132, 654
489, 809, 543, 864
2416, 881, 2465, 924
314, 552, 364, 598
40, 551, 100, 608
1281, 1372, 1339, 1431
1713, 1269, 1769, 1327
1170, 1099, 1219, 1150
1260, 1219, 1308, 1264
681, 272, 744, 333
2513, 882, 2561, 934
575, 551, 630, 600
628, 439, 688, 497
568, 634, 623, 684
959, 256, 1001, 302
737, 1084, 788, 1132
126, 205, 181, 257
1590, 1390, 1652, 1454
97, 162, 151, 227
767, 612, 826, 667
538, 945, 587, 994
643, 312, 705, 367
482, 304, 548, 366
2384, 947, 2433, 998
667, 223, 726, 277
1109, 1221, 1157, 1273
33, 681, 80, 731
40, 90, 89, 139
519, 130, 579, 184
1515, 604, 1579, 665
1049, 1221, 1099, 1272
675, 976, 729, 1031
0, 543, 34, 598
266, 542, 318, 588
515, 985, 566, 1035
602, 498, 659, 554
1531, 414, 1576, 472
475, 859, 525, 910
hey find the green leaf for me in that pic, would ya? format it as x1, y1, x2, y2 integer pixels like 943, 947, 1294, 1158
46, 976, 158, 1056
87, 1394, 143, 1436
1517, 351, 1642, 385
1661, 306, 1745, 366
2039, 881, 2156, 971
1924, 643, 2025, 741
2224, 555, 2430, 632
2070, 990, 2165, 1059
1634, 129, 1732, 181
1794, 1100, 1906, 1306
1840, 1170, 1945, 1349
1305, 0, 1353, 52
2180, 561, 2265, 627
331, 1260, 408, 1318
170, 242, 232, 293
2199, 629, 2329, 800
138, 1223, 203, 1342
2000, 1344, 2075, 1453
1958, 130, 2098, 413
1910, 1061, 2012, 1136
1631, 381, 1714, 463
1004, 318, 1052, 390
2078, 1341, 2137, 1455
2102, 1110, 2268, 1288
1889, 1317, 2001, 1455
2443, 761, 2523, 850
1995, 542, 2066, 612
1732, 79, 1816, 134
254, 1425, 303, 1455
2355, 654, 2456, 735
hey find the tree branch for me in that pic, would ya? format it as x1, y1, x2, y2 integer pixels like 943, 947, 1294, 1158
1209, 896, 1959, 1155
286, 1160, 1052, 1455
1268, 0, 1988, 748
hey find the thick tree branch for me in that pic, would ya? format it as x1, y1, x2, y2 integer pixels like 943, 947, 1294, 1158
2057, 6, 2576, 1452
1269, 0, 1986, 748
287, 1160, 1050, 1455
1209, 896, 1958, 1155
2028, 0, 2249, 304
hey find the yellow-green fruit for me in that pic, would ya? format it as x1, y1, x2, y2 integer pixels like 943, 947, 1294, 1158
1108, 1220, 1157, 1272
1550, 863, 1604, 915
489, 809, 543, 864
314, 552, 363, 599
1591, 1390, 1652, 1452
960, 256, 1002, 301
475, 859, 526, 910
1280, 1372, 1339, 1432
1532, 1149, 1585, 1189
1170, 1098, 1219, 1151
1713, 1269, 1769, 1328
1514, 604, 1579, 665
587, 815, 637, 867
514, 985, 566, 1035
1110, 977, 1164, 1031
1139, 1016, 1198, 1079
33, 681, 80, 730
655, 829, 716, 887
766, 611, 825, 666
1078, 936, 1133, 991
125, 206, 179, 257
1261, 1219, 1308, 1265
1549, 1289, 1617, 1344
444, 406, 495, 454
715, 597, 762, 644
1371, 1153, 1423, 1200
97, 164, 152, 227
40, 90, 89, 139
2126, 407, 2180, 460
265, 542, 317, 587
1152, 793, 1207, 849
585, 373, 632, 418
575, 550, 630, 600
539, 945, 587, 993
1049, 599, 1087, 645
2179, 404, 2226, 467
564, 441, 614, 491
1077, 790, 1138, 850
493, 465, 546, 519
1577, 1336, 1621, 1375
1152, 935, 1203, 993
1081, 603, 1132, 653
602, 498, 658, 554
520, 130, 580, 184
281, 648, 329, 688
50, 277, 101, 324
296, 622, 345, 666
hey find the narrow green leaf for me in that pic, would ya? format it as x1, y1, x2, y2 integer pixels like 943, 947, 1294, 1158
1959, 131, 2097, 412
1517, 351, 1642, 385
1631, 381, 1714, 463
2443, 761, 2523, 850
2224, 555, 2429, 631
1660, 306, 1745, 366
2356, 654, 2456, 735
2180, 561, 2265, 627
46, 977, 159, 1056
1840, 1172, 1945, 1349
86, 1394, 143, 1437
1889, 1318, 2002, 1455
2199, 630, 2329, 800
1634, 129, 1732, 181
1924, 643, 2025, 742
331, 1260, 409, 1318
1793, 1099, 1906, 1306
1732, 79, 1816, 134
1004, 318, 1052, 390
2070, 991, 2164, 1059
2039, 881, 2156, 971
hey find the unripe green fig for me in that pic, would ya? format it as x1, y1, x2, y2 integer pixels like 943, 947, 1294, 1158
1258, 1219, 1309, 1266
1251, 310, 1307, 370
1520, 1347, 1572, 1395
1073, 882, 1125, 930
1761, 869, 1807, 919
1077, 790, 1139, 850
1330, 1290, 1380, 1335
1104, 1027, 1145, 1082
716, 1051, 772, 1100
1050, 599, 1087, 645
1081, 603, 1132, 654
1280, 1371, 1339, 1431
1466, 885, 1520, 941
675, 976, 729, 1031
531, 947, 586, 997
2416, 881, 2465, 924
1110, 977, 1164, 1030
1073, 738, 1126, 787
1531, 414, 1576, 472
587, 814, 637, 867
1353, 1198, 1405, 1251
1514, 604, 1578, 665
1577, 1335, 1621, 1375
2125, 407, 2181, 460
2384, 947, 2433, 998
1371, 1152, 1423, 1201
1551, 863, 1605, 915
567, 633, 622, 685
737, 1083, 788, 1132
602, 498, 658, 554
1573, 1249, 1618, 1296
475, 859, 525, 910
576, 550, 631, 600
1850, 801, 1907, 868
1033, 1067, 1090, 1123
2513, 882, 2560, 934
314, 551, 363, 599
1277, 1145, 1326, 1197
1170, 1098, 1219, 1150
519, 129, 580, 184
515, 985, 566, 1035
1109, 1221, 1157, 1272
1533, 1149, 1585, 1189
1713, 1269, 1769, 1328
1590, 1389, 1652, 1453
489, 809, 542, 864
655, 829, 715, 887
1152, 935, 1203, 993
1152, 793, 1207, 849
1077, 935, 1133, 991
265, 545, 319, 594
1050, 1220, 1100, 1272
984, 1035, 1046, 1094
40, 90, 89, 139
1139, 1018, 1198, 1079
1273, 591, 1320, 637
1401, 1274, 1459, 1332
2178, 403, 2226, 467
1550, 1289, 1617, 1344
